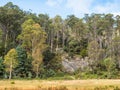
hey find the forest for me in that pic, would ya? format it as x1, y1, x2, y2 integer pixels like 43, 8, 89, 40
1, 2, 120, 79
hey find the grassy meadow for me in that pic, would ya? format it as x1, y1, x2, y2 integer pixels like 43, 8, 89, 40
0, 79, 120, 90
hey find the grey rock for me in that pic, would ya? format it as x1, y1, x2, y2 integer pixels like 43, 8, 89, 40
62, 57, 89, 73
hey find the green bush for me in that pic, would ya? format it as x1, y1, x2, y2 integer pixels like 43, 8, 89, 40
0, 57, 5, 78
46, 69, 56, 77
11, 81, 15, 84
75, 72, 99, 79
47, 75, 75, 80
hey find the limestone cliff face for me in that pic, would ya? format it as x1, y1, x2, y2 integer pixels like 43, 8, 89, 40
62, 57, 89, 73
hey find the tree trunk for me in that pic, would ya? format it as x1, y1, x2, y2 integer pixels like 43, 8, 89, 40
56, 31, 59, 51
9, 64, 12, 79
62, 27, 65, 48
50, 30, 53, 52
5, 31, 8, 54
50, 40, 53, 52
47, 34, 50, 45
36, 64, 39, 78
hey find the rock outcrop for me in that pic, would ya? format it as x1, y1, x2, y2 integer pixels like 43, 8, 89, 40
62, 57, 89, 73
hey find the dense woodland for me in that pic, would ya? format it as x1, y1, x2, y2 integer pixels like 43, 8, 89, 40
1, 2, 120, 79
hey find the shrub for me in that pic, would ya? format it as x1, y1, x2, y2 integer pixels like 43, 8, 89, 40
46, 69, 56, 77
11, 81, 15, 84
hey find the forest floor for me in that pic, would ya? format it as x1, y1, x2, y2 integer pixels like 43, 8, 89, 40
0, 79, 120, 90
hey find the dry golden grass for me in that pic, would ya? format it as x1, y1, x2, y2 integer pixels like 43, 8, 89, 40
0, 79, 120, 90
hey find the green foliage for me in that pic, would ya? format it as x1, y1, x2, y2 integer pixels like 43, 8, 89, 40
48, 75, 75, 80
46, 69, 56, 77
0, 57, 5, 78
75, 72, 98, 79
10, 81, 15, 84
18, 18, 47, 78
43, 48, 62, 72
4, 48, 18, 79
0, 43, 5, 57
103, 58, 118, 78
66, 15, 79, 29
0, 2, 25, 55
47, 53, 62, 72
15, 46, 32, 78
4, 49, 18, 70
38, 14, 49, 30
43, 48, 55, 65
41, 49, 63, 78
80, 49, 87, 57
0, 29, 4, 56
64, 38, 88, 57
